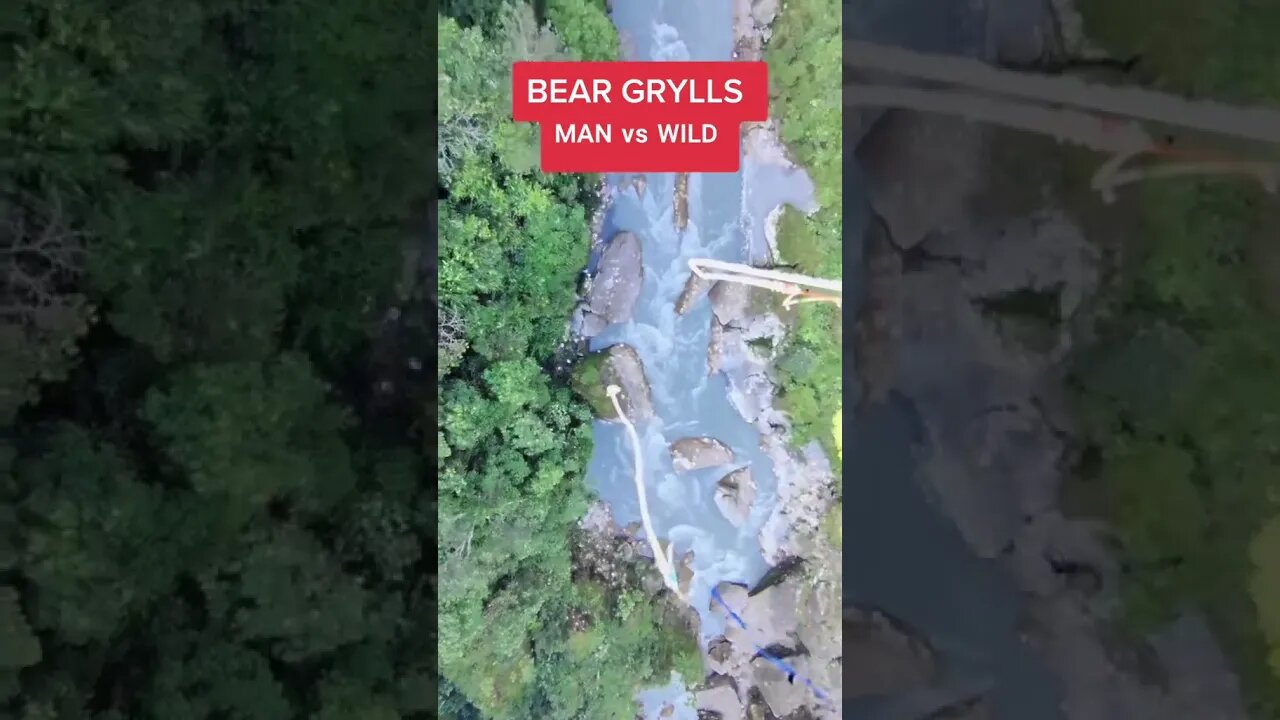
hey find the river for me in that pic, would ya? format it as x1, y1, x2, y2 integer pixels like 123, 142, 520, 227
585, 0, 815, 717
588, 0, 1065, 718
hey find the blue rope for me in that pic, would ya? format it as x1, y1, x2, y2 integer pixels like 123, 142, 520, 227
708, 586, 838, 712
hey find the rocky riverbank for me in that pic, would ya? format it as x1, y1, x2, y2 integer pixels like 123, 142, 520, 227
662, 1, 846, 717
848, 1, 1252, 716
566, 0, 844, 717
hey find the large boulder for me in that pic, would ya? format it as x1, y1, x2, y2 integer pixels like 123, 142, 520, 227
1021, 596, 1251, 720
709, 279, 752, 326
865, 198, 1099, 557
751, 654, 812, 718
1149, 613, 1250, 720
676, 272, 715, 315
857, 110, 988, 251
709, 558, 842, 719
694, 684, 743, 720
844, 605, 939, 697
670, 437, 735, 471
854, 213, 902, 407
582, 231, 644, 333
714, 467, 757, 528
674, 174, 690, 231
851, 108, 887, 150
572, 344, 654, 422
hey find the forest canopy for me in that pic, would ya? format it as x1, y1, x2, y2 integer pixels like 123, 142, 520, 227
437, 3, 702, 718
2, 1, 435, 717
1073, 0, 1280, 715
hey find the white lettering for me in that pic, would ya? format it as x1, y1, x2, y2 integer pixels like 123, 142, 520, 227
620, 127, 648, 143
621, 78, 645, 103
646, 78, 667, 103
592, 78, 611, 103
528, 79, 548, 104
618, 78, 747, 104
531, 79, 612, 103
723, 79, 743, 104
656, 124, 717, 143
554, 123, 612, 143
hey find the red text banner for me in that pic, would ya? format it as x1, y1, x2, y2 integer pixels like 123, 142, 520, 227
511, 61, 768, 173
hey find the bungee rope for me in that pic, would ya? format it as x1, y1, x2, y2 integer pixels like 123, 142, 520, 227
606, 384, 685, 601
605, 383, 838, 714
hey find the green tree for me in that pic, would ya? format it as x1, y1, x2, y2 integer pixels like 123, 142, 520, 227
1250, 516, 1280, 680
0, 586, 41, 701
145, 638, 293, 720
201, 526, 373, 662
18, 426, 187, 645
544, 0, 619, 61
140, 354, 355, 517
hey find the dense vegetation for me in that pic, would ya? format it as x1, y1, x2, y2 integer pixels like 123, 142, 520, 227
437, 3, 699, 719
1071, 1, 1280, 714
765, 0, 843, 542
1, 1, 436, 718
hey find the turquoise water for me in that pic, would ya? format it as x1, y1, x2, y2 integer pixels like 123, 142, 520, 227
586, 1, 816, 716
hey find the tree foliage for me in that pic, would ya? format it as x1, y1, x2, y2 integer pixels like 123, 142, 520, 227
0, 0, 688, 717
435, 5, 700, 718
765, 0, 843, 474
1074, 1, 1280, 713
0, 0, 434, 717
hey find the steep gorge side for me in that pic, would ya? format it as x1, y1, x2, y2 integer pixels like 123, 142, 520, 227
850, 0, 1262, 717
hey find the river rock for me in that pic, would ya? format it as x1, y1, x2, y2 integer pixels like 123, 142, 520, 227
695, 684, 743, 720
1149, 612, 1250, 720
857, 110, 988, 251
707, 636, 734, 668
583, 231, 644, 332
580, 500, 618, 535
758, 435, 835, 564
716, 580, 797, 662
928, 695, 993, 719
714, 467, 757, 528
572, 303, 609, 337
854, 213, 903, 407
850, 108, 887, 151
883, 204, 1098, 557
674, 173, 690, 231
670, 437, 735, 471
844, 605, 939, 697
986, 0, 1055, 65
751, 654, 810, 718
709, 279, 752, 326
677, 550, 696, 596
676, 271, 715, 315
707, 321, 730, 376
710, 561, 840, 719
711, 566, 839, 717
750, 0, 778, 28
597, 344, 655, 422
1022, 595, 1250, 720
1009, 511, 1116, 600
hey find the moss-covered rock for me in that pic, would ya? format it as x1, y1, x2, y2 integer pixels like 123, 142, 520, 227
570, 343, 653, 421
